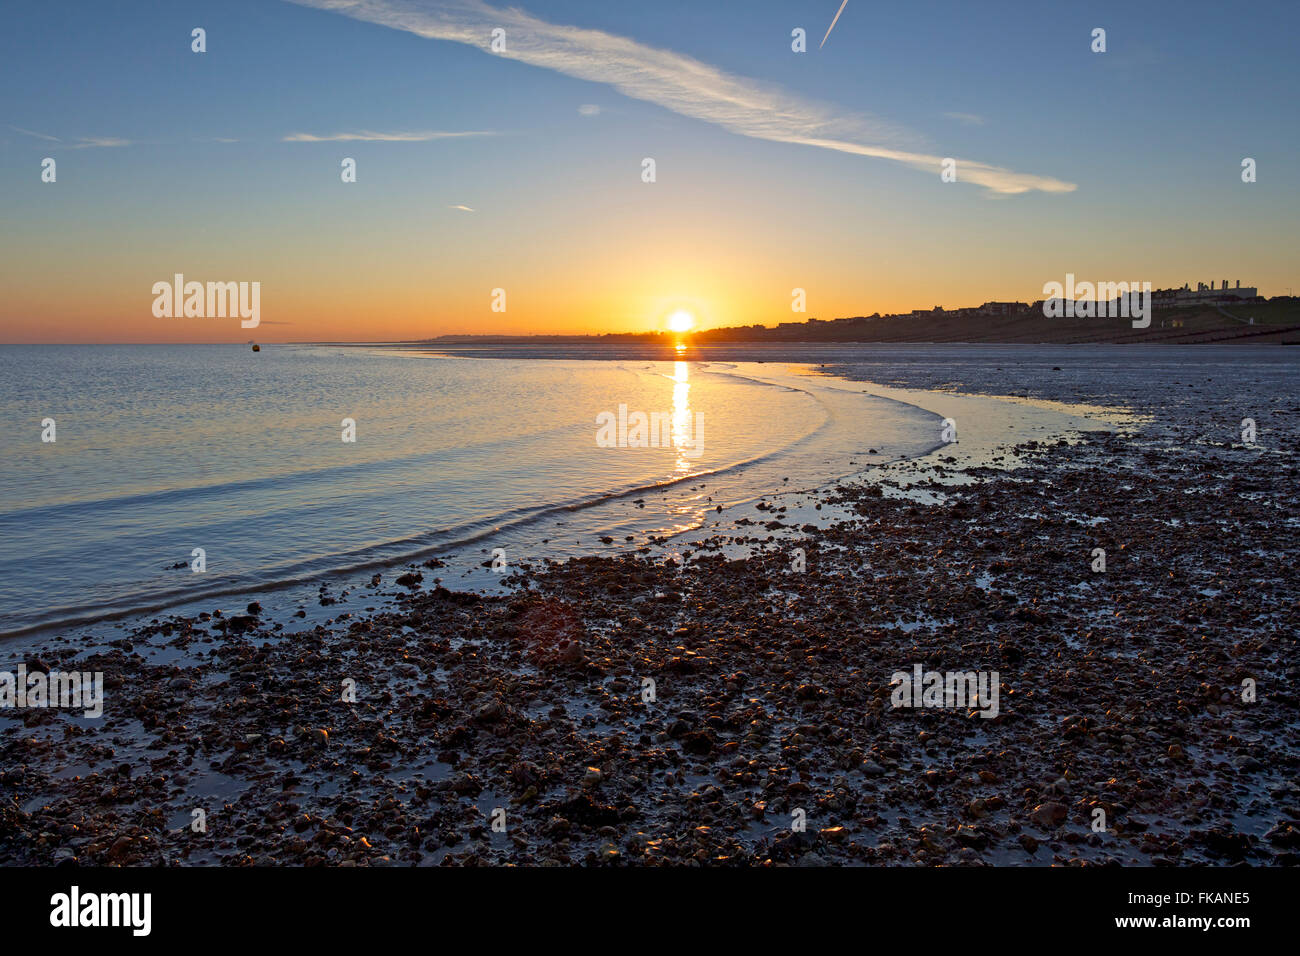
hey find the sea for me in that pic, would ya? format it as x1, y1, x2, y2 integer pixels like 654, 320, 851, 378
0, 343, 944, 635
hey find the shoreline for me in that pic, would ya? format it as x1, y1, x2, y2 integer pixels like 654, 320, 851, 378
2, 358, 1296, 866
0, 361, 1109, 644
0, 359, 939, 641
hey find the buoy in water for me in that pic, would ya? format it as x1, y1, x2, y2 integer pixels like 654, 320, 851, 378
251, 343, 260, 352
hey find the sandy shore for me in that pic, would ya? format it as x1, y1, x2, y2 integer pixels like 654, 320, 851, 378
2, 357, 1297, 866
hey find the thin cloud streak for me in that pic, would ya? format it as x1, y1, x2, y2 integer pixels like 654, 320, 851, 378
10, 125, 60, 142
71, 137, 131, 149
11, 126, 131, 148
287, 0, 1074, 195
282, 129, 496, 141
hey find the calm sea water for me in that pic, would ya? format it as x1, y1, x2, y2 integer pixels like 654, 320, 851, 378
0, 345, 939, 634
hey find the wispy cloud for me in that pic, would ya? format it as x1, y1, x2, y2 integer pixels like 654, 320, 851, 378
287, 0, 1074, 195
10, 126, 131, 148
282, 129, 496, 142
71, 136, 131, 149
577, 104, 601, 116
943, 112, 985, 127
448, 203, 475, 212
10, 125, 60, 142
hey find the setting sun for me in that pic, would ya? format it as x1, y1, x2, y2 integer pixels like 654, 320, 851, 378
667, 310, 695, 333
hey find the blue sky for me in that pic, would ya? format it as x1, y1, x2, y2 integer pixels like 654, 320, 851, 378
2, 0, 1297, 341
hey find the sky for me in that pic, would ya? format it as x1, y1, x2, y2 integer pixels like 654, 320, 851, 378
1, 0, 1297, 343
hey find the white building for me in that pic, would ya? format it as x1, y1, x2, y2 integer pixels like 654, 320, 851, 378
1152, 280, 1259, 309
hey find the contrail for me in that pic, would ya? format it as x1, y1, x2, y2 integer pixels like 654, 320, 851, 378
820, 1, 849, 49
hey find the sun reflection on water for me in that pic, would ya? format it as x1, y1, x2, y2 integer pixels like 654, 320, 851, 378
671, 360, 692, 473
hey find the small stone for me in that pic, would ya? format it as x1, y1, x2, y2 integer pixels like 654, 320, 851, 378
1030, 802, 1067, 829
474, 700, 507, 724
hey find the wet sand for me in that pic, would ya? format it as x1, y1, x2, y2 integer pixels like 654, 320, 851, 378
2, 355, 1297, 866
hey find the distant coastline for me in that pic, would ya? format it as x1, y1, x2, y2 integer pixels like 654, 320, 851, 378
405, 297, 1300, 347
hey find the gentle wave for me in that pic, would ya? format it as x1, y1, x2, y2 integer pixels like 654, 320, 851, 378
0, 346, 940, 636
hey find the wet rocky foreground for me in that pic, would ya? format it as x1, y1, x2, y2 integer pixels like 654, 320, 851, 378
2, 358, 1297, 866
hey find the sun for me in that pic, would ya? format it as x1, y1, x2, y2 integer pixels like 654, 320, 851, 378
667, 310, 695, 333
